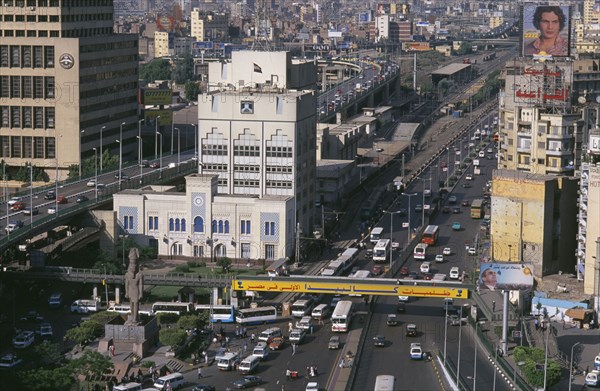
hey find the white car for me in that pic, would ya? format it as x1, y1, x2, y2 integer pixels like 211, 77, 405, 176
478, 151, 485, 158
0, 354, 23, 368
398, 295, 409, 302
410, 343, 423, 360
465, 175, 472, 181
86, 179, 97, 187
435, 254, 444, 263
443, 247, 452, 256
468, 247, 477, 255
13, 331, 35, 349
306, 382, 320, 391
420, 262, 430, 273
449, 267, 460, 279
295, 316, 313, 330
7, 196, 23, 206
289, 328, 306, 344
48, 206, 57, 214
252, 343, 270, 360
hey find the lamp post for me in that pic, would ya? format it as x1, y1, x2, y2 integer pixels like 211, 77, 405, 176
79, 129, 85, 180
473, 321, 485, 391
54, 157, 58, 217
456, 312, 463, 387
402, 193, 417, 245
569, 342, 581, 391
138, 119, 144, 181
383, 210, 402, 273
29, 164, 33, 226
156, 131, 163, 178
100, 125, 106, 171
93, 148, 98, 201
154, 116, 161, 160
543, 316, 550, 391
192, 123, 198, 160
116, 139, 122, 190
120, 234, 129, 267
443, 301, 449, 366
174, 127, 180, 169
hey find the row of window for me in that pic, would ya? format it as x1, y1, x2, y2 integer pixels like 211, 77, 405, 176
1, 30, 61, 38
1, 105, 55, 129
0, 45, 54, 69
190, 243, 275, 260
0, 76, 56, 100
2, 0, 111, 6
2, 14, 60, 22
0, 135, 54, 158
146, 216, 257, 235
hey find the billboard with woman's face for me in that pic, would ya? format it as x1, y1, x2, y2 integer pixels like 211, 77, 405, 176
522, 4, 570, 57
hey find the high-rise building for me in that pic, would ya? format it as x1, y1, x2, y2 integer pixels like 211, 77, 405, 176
0, 0, 139, 178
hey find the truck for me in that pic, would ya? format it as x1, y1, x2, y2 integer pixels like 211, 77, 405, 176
474, 167, 481, 175
473, 159, 480, 167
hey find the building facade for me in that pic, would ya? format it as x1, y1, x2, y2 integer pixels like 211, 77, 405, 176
0, 0, 139, 176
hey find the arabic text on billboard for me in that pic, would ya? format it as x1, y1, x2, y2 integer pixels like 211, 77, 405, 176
144, 110, 173, 127
142, 89, 172, 106
522, 4, 570, 57
479, 263, 534, 291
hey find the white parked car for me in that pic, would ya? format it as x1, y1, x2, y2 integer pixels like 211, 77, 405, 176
435, 254, 444, 263
420, 262, 430, 273
0, 354, 23, 368
449, 267, 460, 279
13, 331, 35, 349
468, 247, 477, 255
443, 247, 452, 256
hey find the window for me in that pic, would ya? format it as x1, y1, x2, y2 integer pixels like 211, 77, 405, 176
22, 76, 32, 98
23, 107, 32, 128
224, 220, 229, 234
45, 76, 55, 98
241, 243, 250, 258
45, 137, 55, 158
148, 215, 158, 231
45, 107, 55, 128
33, 137, 43, 158
264, 222, 275, 236
169, 218, 174, 231
0, 136, 9, 157
33, 46, 42, 68
21, 46, 31, 67
44, 46, 54, 67
193, 245, 204, 257
1, 106, 9, 127
0, 46, 7, 67
11, 76, 20, 98
0, 76, 7, 98
181, 218, 186, 232
265, 244, 275, 260
212, 220, 217, 233
241, 220, 251, 234
11, 136, 21, 158
10, 46, 19, 67
175, 218, 180, 231
193, 216, 204, 233
11, 106, 20, 127
218, 220, 223, 233
34, 107, 43, 128
123, 215, 133, 230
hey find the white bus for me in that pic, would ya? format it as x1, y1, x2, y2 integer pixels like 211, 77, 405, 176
374, 375, 396, 391
195, 304, 236, 323
151, 302, 194, 315
331, 300, 353, 332
107, 303, 131, 314
413, 243, 428, 260
291, 298, 314, 318
370, 227, 384, 244
235, 306, 278, 325
320, 260, 344, 277
349, 270, 371, 297
373, 239, 390, 263
336, 248, 359, 274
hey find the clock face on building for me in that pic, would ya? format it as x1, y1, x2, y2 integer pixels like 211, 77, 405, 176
193, 195, 204, 207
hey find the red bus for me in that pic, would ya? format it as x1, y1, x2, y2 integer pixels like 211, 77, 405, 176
421, 225, 439, 245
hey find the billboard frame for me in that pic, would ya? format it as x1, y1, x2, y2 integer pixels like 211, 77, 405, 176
521, 4, 570, 58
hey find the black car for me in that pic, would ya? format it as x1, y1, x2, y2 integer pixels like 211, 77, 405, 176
22, 207, 39, 216
192, 386, 216, 391
233, 376, 262, 389
373, 335, 386, 347
115, 172, 130, 181
44, 191, 56, 200
442, 206, 451, 213
76, 195, 89, 203
397, 302, 406, 312
452, 207, 460, 214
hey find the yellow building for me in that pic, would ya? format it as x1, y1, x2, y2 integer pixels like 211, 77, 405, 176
491, 169, 578, 282
489, 16, 504, 30
154, 31, 170, 58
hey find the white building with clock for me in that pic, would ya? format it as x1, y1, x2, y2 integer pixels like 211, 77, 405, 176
113, 173, 295, 261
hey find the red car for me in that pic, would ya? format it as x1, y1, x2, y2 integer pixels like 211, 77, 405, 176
10, 202, 26, 211
56, 196, 68, 204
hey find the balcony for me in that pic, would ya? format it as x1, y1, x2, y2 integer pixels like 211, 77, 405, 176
545, 148, 571, 156
517, 128, 532, 136
517, 145, 531, 153
546, 131, 572, 140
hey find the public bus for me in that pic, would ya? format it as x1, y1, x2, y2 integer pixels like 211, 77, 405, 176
349, 270, 371, 297
194, 304, 236, 323
421, 225, 439, 245
235, 306, 278, 325
291, 298, 315, 318
336, 248, 359, 274
321, 259, 344, 277
266, 258, 289, 277
373, 239, 390, 263
331, 300, 353, 332
151, 302, 194, 315
370, 227, 384, 244
470, 199, 485, 219
413, 243, 428, 260
374, 375, 396, 391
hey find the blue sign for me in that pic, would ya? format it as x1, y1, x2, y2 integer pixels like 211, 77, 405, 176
359, 11, 371, 23
194, 41, 213, 50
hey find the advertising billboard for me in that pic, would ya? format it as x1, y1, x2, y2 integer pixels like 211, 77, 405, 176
359, 11, 372, 23
142, 89, 172, 106
522, 4, 570, 57
479, 263, 534, 291
376, 3, 391, 15
144, 110, 172, 127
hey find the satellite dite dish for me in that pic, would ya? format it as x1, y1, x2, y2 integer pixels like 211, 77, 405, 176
596, 96, 600, 103
578, 96, 586, 104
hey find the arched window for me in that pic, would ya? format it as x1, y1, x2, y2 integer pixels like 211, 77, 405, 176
218, 220, 224, 233
212, 220, 217, 233
169, 218, 174, 231
181, 218, 186, 232
224, 220, 230, 234
193, 216, 204, 233
175, 218, 180, 232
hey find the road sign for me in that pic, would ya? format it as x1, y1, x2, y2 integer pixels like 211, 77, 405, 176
512, 330, 522, 338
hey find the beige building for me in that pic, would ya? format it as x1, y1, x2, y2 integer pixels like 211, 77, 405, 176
190, 9, 230, 42
0, 0, 139, 176
113, 174, 294, 260
154, 31, 169, 58
491, 169, 578, 282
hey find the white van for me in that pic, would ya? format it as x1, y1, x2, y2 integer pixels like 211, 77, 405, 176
311, 304, 330, 320
113, 383, 142, 391
238, 355, 260, 374
586, 370, 600, 387
217, 352, 241, 371
374, 375, 396, 391
258, 327, 282, 342
153, 372, 184, 390
252, 344, 269, 360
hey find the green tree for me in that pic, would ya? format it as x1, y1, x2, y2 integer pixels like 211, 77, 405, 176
70, 351, 114, 389
172, 54, 195, 84
29, 341, 64, 368
513, 346, 561, 388
65, 319, 104, 345
13, 163, 50, 182
185, 80, 200, 102
216, 257, 232, 272
20, 367, 74, 391
140, 59, 172, 83
159, 328, 187, 347
177, 313, 205, 331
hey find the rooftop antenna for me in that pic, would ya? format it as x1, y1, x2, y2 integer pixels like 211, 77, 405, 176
252, 0, 271, 51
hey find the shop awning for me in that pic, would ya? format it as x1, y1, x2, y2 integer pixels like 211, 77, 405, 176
565, 307, 592, 320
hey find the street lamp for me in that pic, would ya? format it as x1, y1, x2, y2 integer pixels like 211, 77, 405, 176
120, 234, 129, 267
93, 148, 98, 201
383, 210, 402, 273
100, 125, 106, 171
569, 342, 581, 391
402, 193, 417, 245
154, 116, 161, 160
192, 123, 198, 160
174, 127, 180, 169
156, 131, 163, 178
543, 316, 550, 391
79, 129, 85, 180
29, 164, 33, 226
116, 139, 122, 190
138, 119, 144, 181
473, 321, 485, 391
457, 311, 463, 387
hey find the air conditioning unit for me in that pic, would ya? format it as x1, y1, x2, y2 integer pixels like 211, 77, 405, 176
29, 6, 35, 10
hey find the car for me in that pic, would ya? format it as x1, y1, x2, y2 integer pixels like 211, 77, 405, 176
396, 302, 406, 312
452, 207, 460, 214
435, 254, 444, 263
373, 335, 386, 347
13, 330, 35, 349
465, 175, 473, 181
448, 196, 457, 204
0, 353, 23, 368
328, 335, 340, 350
140, 160, 149, 168
56, 196, 68, 204
452, 222, 461, 231
268, 336, 285, 351
487, 147, 493, 153
410, 343, 423, 359
423, 273, 433, 280
447, 314, 465, 326
115, 172, 130, 181
406, 324, 418, 337
48, 293, 63, 308
252, 343, 270, 360
462, 182, 472, 188
408, 271, 419, 280
44, 191, 56, 200
461, 200, 469, 207
295, 316, 313, 330
415, 204, 423, 212
5, 220, 24, 233
442, 206, 450, 213
150, 162, 160, 168
365, 249, 373, 259
398, 295, 409, 302
478, 151, 485, 158
37, 322, 53, 339
22, 207, 39, 216
305, 382, 320, 391
289, 328, 306, 344
400, 266, 409, 276
386, 314, 399, 326
168, 162, 177, 168
20, 311, 44, 322
397, 208, 407, 216
330, 297, 341, 308
7, 196, 23, 206
191, 385, 216, 391
443, 247, 452, 256
449, 267, 460, 279
47, 206, 57, 214
420, 262, 430, 273
76, 195, 89, 203
423, 189, 431, 197
86, 179, 97, 187
233, 375, 263, 389
468, 247, 477, 255
372, 264, 384, 276
10, 201, 26, 211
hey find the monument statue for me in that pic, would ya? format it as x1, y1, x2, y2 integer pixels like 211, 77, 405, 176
124, 248, 143, 324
